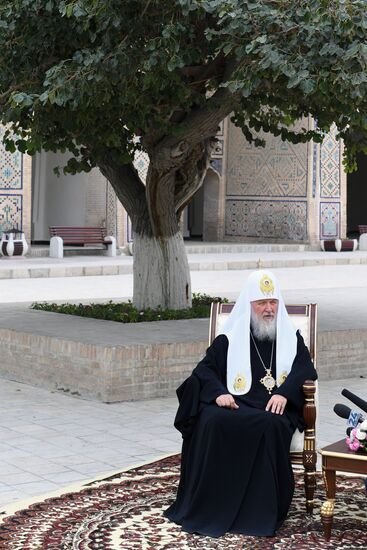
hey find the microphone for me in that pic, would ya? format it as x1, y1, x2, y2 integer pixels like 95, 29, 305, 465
341, 389, 367, 414
333, 403, 364, 422
333, 404, 364, 435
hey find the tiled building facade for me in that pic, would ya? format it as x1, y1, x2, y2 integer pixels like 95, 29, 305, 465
0, 127, 32, 239
0, 117, 357, 249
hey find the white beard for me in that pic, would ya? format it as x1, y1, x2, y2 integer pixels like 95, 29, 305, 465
251, 312, 277, 341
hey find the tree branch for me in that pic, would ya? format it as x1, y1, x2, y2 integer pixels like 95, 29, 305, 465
174, 137, 216, 216
150, 55, 240, 171
150, 87, 237, 171
97, 155, 147, 223
179, 52, 226, 83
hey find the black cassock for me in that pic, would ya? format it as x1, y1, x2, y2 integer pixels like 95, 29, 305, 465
164, 331, 317, 537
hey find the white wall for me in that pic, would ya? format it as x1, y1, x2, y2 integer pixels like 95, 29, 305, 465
32, 151, 105, 241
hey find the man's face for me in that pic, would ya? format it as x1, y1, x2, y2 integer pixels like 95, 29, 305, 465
251, 299, 279, 322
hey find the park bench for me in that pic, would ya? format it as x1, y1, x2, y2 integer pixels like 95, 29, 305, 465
49, 226, 116, 258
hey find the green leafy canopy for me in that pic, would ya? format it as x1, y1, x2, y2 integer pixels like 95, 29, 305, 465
0, 0, 366, 172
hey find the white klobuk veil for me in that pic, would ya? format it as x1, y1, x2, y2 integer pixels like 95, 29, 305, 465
219, 270, 298, 396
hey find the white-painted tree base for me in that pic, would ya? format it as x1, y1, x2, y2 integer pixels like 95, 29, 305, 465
133, 232, 191, 310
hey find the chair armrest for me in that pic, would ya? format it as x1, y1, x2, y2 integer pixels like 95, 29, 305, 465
302, 379, 317, 514
302, 379, 316, 430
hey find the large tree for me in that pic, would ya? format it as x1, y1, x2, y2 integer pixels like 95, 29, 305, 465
0, 1, 366, 309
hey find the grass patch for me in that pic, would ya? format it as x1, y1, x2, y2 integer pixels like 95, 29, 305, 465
31, 293, 228, 323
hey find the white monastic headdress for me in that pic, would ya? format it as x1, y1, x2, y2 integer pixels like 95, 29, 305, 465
220, 270, 297, 395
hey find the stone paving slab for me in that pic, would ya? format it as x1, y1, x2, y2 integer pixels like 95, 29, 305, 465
0, 376, 366, 509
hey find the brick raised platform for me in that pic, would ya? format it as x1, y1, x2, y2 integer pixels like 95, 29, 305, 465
0, 314, 365, 402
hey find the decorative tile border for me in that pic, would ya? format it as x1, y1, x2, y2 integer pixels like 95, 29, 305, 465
312, 142, 318, 199
320, 201, 340, 239
0, 194, 23, 232
0, 128, 22, 190
106, 181, 117, 237
320, 127, 341, 198
225, 199, 307, 240
133, 150, 149, 184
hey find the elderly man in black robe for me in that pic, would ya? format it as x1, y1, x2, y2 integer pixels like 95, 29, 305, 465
164, 270, 317, 538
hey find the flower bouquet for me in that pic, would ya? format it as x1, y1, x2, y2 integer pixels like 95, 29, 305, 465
346, 420, 367, 452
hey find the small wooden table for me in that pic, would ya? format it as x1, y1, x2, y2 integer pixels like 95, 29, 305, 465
319, 439, 367, 540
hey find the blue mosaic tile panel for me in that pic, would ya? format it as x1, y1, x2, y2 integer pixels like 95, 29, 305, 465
320, 127, 340, 198
0, 194, 23, 232
320, 202, 340, 239
0, 128, 22, 189
225, 199, 307, 240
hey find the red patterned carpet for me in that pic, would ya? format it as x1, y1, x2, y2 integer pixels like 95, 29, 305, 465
0, 454, 366, 549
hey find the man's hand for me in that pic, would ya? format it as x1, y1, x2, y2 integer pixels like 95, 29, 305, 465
266, 394, 287, 414
215, 394, 239, 409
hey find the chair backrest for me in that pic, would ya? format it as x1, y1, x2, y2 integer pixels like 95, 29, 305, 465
209, 302, 317, 367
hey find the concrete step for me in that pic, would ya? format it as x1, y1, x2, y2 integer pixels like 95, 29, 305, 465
0, 250, 367, 279
28, 245, 123, 257
29, 241, 313, 257
184, 242, 312, 254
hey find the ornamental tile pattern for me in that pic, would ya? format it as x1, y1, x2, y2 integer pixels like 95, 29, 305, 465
0, 128, 22, 189
106, 181, 117, 237
312, 142, 318, 199
320, 126, 340, 198
133, 151, 149, 184
320, 202, 340, 239
225, 199, 307, 240
0, 194, 23, 232
226, 123, 308, 197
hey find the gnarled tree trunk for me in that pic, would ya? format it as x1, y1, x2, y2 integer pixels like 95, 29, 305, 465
132, 161, 193, 310
98, 88, 235, 309
98, 155, 193, 310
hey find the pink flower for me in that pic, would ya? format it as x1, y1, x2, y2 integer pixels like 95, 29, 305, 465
346, 432, 362, 451
350, 439, 361, 451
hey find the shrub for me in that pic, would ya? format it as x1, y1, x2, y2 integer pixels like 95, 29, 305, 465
31, 293, 228, 323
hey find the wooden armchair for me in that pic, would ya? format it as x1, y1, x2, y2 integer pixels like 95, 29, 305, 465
209, 302, 318, 513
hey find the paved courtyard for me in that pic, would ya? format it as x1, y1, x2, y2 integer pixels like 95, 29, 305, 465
0, 376, 366, 510
0, 248, 366, 510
